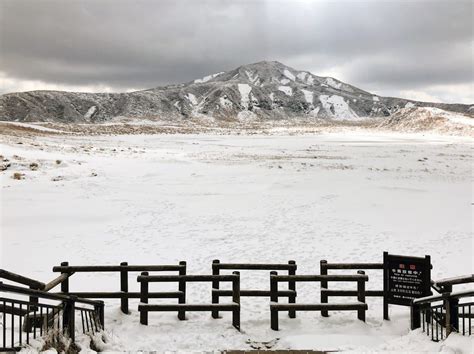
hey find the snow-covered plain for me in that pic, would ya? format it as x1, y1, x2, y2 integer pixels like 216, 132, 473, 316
0, 131, 473, 352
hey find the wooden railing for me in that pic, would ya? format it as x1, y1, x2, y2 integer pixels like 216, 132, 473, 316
319, 260, 383, 317
411, 274, 473, 341
137, 273, 241, 330
211, 260, 297, 318
52, 262, 186, 314
0, 282, 104, 351
270, 272, 368, 330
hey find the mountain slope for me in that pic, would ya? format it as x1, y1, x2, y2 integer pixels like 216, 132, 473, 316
0, 61, 472, 122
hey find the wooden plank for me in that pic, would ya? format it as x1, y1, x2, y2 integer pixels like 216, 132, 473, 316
270, 302, 368, 311
435, 275, 474, 287
0, 269, 45, 289
213, 289, 296, 297
63, 291, 183, 299
0, 282, 102, 306
322, 289, 383, 297
137, 274, 238, 282
139, 303, 239, 311
52, 264, 183, 272
413, 290, 474, 305
274, 275, 368, 282
43, 272, 75, 292
324, 263, 383, 270
214, 263, 296, 270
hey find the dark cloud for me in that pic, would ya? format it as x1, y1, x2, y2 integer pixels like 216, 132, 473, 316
0, 0, 472, 103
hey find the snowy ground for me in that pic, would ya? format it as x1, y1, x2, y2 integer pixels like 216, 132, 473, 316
0, 130, 473, 352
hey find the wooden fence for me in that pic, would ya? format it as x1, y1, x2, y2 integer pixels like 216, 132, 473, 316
270, 272, 368, 330
211, 260, 297, 318
319, 260, 383, 317
137, 273, 241, 330
52, 261, 186, 314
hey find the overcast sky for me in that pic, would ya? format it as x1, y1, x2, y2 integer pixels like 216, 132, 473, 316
0, 0, 472, 103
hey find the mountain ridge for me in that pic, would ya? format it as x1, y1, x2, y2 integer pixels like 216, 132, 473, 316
0, 61, 472, 122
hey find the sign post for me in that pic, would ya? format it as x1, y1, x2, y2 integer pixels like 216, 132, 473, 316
383, 252, 431, 320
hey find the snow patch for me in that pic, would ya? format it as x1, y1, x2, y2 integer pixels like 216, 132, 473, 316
297, 72, 308, 82
186, 93, 198, 105
325, 78, 342, 90
301, 89, 313, 104
194, 72, 224, 84
405, 102, 415, 109
373, 96, 380, 102
245, 71, 261, 86
238, 83, 252, 109
309, 106, 320, 117
278, 86, 293, 96
280, 78, 291, 85
84, 106, 97, 119
319, 94, 359, 119
283, 69, 296, 81
237, 110, 257, 122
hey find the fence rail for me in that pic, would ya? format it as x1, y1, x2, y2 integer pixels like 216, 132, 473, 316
269, 271, 368, 330
138, 272, 241, 330
433, 274, 474, 293
52, 261, 186, 314
320, 260, 383, 317
211, 260, 297, 318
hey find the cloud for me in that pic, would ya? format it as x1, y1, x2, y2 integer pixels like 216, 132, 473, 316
0, 0, 472, 103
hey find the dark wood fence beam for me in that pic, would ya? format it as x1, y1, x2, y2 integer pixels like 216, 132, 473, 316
0, 269, 45, 289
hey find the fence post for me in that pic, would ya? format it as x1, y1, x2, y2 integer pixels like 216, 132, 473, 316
411, 302, 421, 330
232, 271, 240, 330
178, 261, 186, 320
288, 260, 296, 319
320, 260, 329, 317
95, 301, 105, 329
383, 251, 389, 320
62, 295, 76, 342
60, 261, 69, 293
120, 262, 129, 314
140, 271, 149, 325
29, 285, 39, 312
445, 295, 459, 336
357, 270, 366, 322
270, 271, 279, 330
212, 259, 220, 319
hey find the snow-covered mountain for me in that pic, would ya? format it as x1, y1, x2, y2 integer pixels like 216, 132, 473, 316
0, 61, 472, 122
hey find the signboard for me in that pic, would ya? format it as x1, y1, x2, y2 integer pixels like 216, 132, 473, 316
383, 252, 431, 320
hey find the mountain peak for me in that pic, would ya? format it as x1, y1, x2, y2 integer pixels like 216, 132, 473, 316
1, 60, 472, 123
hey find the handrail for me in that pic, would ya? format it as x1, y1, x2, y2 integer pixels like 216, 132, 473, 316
413, 290, 474, 305
434, 274, 474, 287
0, 269, 45, 289
212, 262, 296, 270
272, 274, 369, 282
43, 272, 75, 292
0, 281, 103, 306
52, 264, 184, 272
321, 262, 383, 270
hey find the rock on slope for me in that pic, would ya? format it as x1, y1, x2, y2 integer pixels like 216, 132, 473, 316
0, 61, 472, 123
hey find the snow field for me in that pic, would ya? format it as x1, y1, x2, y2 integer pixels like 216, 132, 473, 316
0, 131, 472, 352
